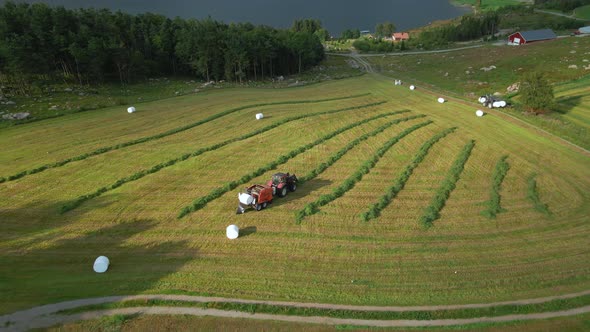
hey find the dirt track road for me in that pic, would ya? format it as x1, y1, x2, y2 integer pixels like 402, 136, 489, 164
2, 290, 590, 331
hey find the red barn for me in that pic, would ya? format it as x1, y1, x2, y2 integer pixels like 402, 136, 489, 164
508, 29, 556, 45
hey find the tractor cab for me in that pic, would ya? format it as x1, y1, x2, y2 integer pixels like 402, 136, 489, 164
267, 172, 298, 197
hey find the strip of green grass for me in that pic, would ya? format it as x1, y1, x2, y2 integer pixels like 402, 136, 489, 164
60, 101, 387, 214
420, 140, 476, 226
178, 112, 424, 219
481, 155, 510, 219
295, 121, 434, 224
297, 117, 435, 186
0, 93, 371, 184
56, 293, 590, 321
527, 173, 551, 216
360, 127, 457, 222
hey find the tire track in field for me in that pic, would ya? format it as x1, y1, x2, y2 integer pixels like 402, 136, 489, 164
178, 112, 424, 219
360, 127, 457, 222
0, 93, 371, 184
60, 101, 387, 214
2, 291, 590, 331
295, 120, 433, 223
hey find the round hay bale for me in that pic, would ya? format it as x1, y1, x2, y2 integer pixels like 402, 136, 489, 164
127, 107, 136, 114
93, 256, 109, 273
438, 97, 445, 104
476, 110, 485, 117
226, 225, 239, 240
409, 85, 416, 90
478, 96, 487, 104
255, 113, 264, 120
499, 101, 507, 108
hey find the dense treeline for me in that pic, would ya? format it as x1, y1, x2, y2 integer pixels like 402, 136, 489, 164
416, 12, 500, 48
534, 0, 590, 11
0, 2, 324, 89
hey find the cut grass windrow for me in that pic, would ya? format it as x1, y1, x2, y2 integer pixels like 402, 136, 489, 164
527, 173, 551, 216
295, 121, 434, 224
297, 117, 436, 185
177, 111, 424, 219
60, 101, 388, 214
420, 140, 475, 226
481, 155, 510, 219
0, 93, 371, 184
360, 127, 457, 222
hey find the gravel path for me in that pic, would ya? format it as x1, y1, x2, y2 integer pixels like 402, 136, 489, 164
2, 290, 590, 331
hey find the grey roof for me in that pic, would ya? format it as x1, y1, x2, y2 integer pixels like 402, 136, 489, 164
520, 29, 557, 42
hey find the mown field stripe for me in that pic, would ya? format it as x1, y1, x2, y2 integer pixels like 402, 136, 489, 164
177, 113, 424, 219
0, 93, 371, 184
481, 155, 510, 219
360, 127, 457, 222
298, 117, 435, 186
420, 140, 476, 226
527, 173, 552, 216
295, 121, 434, 224
60, 101, 388, 214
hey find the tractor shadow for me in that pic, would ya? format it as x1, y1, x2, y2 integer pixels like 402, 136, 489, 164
239, 226, 257, 237
269, 179, 332, 208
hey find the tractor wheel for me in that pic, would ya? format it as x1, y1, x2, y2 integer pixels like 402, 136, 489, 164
262, 202, 268, 209
255, 204, 262, 211
278, 187, 287, 198
289, 183, 297, 192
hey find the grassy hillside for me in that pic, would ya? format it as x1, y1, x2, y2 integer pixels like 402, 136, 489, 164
367, 36, 590, 149
574, 5, 590, 19
452, 0, 533, 10
0, 74, 588, 318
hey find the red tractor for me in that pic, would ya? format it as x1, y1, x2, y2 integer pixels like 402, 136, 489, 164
236, 172, 298, 214
267, 172, 298, 197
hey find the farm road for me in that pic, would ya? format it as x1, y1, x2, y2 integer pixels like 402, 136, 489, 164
2, 290, 590, 331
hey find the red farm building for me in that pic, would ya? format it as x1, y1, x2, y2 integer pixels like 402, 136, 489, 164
508, 29, 557, 45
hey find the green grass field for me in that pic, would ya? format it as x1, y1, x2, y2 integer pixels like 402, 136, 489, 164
366, 37, 590, 149
574, 5, 590, 19
1, 73, 589, 325
452, 0, 533, 10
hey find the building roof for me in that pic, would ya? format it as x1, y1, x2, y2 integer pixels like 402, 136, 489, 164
392, 32, 409, 40
519, 29, 556, 42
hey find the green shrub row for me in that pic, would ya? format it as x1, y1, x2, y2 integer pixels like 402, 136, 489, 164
527, 173, 551, 216
360, 127, 457, 222
298, 114, 429, 184
1, 93, 371, 184
481, 155, 510, 219
420, 140, 475, 226
60, 100, 387, 214
177, 110, 416, 219
295, 121, 433, 224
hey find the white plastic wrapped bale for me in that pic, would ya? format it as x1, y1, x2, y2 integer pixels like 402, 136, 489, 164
255, 113, 264, 120
476, 110, 485, 117
478, 96, 487, 104
499, 101, 507, 107
409, 85, 416, 90
127, 106, 136, 114
93, 256, 110, 273
226, 225, 239, 239
492, 101, 503, 108
238, 193, 254, 205
438, 98, 445, 104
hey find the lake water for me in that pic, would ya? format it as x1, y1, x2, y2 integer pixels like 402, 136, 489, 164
1, 0, 471, 35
